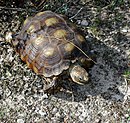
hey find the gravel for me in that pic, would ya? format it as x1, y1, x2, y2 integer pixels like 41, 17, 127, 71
0, 0, 130, 123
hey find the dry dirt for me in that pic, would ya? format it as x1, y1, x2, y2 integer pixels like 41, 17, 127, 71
0, 0, 130, 123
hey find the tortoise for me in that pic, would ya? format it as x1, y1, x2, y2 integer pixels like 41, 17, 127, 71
11, 11, 94, 91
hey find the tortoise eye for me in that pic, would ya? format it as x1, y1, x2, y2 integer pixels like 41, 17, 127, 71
79, 76, 83, 81
79, 77, 82, 80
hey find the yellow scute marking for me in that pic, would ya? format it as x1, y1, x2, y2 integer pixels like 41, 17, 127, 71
36, 12, 45, 16
54, 29, 67, 38
43, 47, 55, 57
20, 55, 26, 62
23, 18, 30, 26
33, 66, 38, 74
64, 43, 74, 52
77, 34, 85, 42
45, 17, 59, 26
34, 35, 44, 45
27, 25, 35, 33
26, 60, 30, 67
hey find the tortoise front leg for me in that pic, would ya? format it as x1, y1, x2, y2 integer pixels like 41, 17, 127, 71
43, 77, 58, 92
78, 56, 95, 70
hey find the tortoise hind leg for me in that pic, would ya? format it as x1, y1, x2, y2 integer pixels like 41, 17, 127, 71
43, 77, 60, 93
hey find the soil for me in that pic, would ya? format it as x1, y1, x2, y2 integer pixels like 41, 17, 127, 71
0, 0, 130, 123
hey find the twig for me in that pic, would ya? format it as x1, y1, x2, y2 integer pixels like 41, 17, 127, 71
48, 35, 97, 64
0, 6, 26, 11
124, 77, 128, 95
123, 77, 129, 104
69, 7, 83, 20
68, 40, 97, 64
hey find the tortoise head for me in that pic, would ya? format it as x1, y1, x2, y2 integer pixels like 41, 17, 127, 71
70, 65, 89, 85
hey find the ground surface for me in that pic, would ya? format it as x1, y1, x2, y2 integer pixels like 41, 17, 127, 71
0, 0, 130, 123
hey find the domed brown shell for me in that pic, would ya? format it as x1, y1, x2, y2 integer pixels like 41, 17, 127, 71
14, 11, 88, 78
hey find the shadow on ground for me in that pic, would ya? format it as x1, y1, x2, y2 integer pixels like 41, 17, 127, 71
0, 0, 129, 103
53, 35, 128, 102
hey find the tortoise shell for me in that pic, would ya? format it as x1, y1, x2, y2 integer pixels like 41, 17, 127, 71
14, 11, 90, 79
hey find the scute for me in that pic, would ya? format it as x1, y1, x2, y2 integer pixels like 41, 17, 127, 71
45, 17, 59, 26
64, 43, 75, 52
14, 11, 87, 78
53, 29, 67, 38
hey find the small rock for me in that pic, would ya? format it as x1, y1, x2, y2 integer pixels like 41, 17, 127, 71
121, 27, 128, 33
124, 113, 129, 118
5, 32, 13, 43
52, 107, 58, 114
39, 110, 47, 116
17, 119, 24, 123
77, 20, 81, 24
81, 20, 88, 26
95, 118, 101, 123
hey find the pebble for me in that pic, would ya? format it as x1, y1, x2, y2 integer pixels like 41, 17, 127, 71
95, 118, 101, 123
121, 27, 128, 33
81, 19, 88, 26
5, 32, 12, 42
39, 110, 47, 116
52, 107, 58, 114
77, 20, 81, 24
124, 113, 130, 118
17, 119, 24, 123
